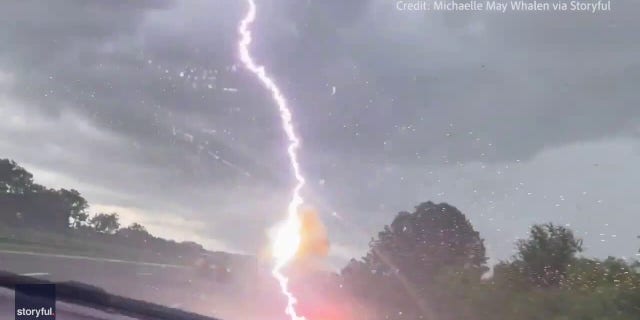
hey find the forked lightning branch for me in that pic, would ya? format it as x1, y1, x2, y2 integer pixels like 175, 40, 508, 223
396, 0, 612, 12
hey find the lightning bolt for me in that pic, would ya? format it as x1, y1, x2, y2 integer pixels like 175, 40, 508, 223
238, 0, 306, 319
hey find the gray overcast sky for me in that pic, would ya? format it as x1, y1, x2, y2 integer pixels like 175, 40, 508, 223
1, 0, 639, 266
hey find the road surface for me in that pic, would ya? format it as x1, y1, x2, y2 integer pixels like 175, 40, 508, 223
0, 250, 281, 319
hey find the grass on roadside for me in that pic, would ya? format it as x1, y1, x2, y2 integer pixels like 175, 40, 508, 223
0, 226, 188, 265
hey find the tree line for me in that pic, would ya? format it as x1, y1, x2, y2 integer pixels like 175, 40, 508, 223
307, 201, 640, 320
0, 158, 208, 264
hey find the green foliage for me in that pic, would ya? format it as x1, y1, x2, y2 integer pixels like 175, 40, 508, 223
514, 223, 583, 287
89, 212, 121, 234
342, 201, 488, 320
367, 202, 488, 282
342, 207, 640, 320
115, 223, 152, 246
0, 157, 223, 267
58, 188, 89, 228
0, 159, 90, 231
0, 159, 35, 194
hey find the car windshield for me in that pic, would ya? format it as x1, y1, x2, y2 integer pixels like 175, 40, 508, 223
1, 1, 638, 319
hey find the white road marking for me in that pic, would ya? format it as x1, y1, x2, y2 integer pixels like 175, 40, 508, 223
19, 272, 49, 277
0, 250, 186, 269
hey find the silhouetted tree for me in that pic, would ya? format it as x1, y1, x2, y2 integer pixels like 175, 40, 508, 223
0, 159, 34, 194
129, 223, 146, 232
89, 212, 121, 234
342, 201, 488, 320
0, 159, 91, 231
504, 223, 582, 287
369, 202, 488, 282
57, 188, 89, 228
116, 222, 151, 245
4, 188, 71, 231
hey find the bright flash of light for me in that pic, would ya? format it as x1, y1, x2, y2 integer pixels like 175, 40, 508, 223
238, 0, 306, 319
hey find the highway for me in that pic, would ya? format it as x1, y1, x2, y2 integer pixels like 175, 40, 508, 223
0, 250, 283, 319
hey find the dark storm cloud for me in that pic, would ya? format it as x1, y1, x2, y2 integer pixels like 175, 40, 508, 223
244, 0, 640, 261
0, 0, 293, 251
0, 0, 291, 186
1, 0, 639, 261
254, 0, 640, 164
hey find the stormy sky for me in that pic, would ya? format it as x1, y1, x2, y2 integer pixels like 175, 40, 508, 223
1, 0, 639, 266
